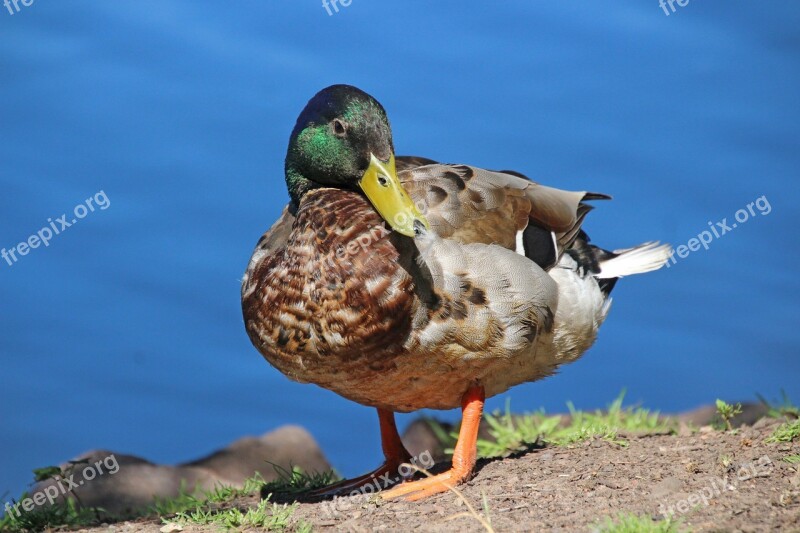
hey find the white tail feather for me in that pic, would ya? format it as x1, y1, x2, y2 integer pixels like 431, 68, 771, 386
595, 241, 672, 279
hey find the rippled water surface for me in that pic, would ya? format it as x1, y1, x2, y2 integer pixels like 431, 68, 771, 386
1, 1, 798, 497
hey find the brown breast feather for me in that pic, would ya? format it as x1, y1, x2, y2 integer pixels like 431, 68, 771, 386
242, 189, 418, 387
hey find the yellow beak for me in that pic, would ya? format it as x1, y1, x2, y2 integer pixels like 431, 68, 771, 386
358, 154, 430, 237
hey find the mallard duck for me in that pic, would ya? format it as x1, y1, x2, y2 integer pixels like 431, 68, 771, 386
241, 85, 670, 501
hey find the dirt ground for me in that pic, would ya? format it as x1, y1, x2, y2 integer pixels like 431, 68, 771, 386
73, 416, 800, 532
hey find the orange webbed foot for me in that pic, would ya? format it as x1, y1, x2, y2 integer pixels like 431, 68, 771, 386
380, 384, 485, 502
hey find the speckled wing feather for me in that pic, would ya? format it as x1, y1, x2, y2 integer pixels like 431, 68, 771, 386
396, 158, 609, 262
396, 155, 439, 171
408, 227, 558, 358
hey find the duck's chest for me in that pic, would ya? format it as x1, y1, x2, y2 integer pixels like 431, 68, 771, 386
244, 190, 419, 380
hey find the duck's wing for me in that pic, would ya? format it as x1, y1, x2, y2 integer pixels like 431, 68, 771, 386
396, 155, 440, 171
397, 158, 610, 270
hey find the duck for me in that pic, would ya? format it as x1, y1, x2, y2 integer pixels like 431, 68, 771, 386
241, 84, 671, 501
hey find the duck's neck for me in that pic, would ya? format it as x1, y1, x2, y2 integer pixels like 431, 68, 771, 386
284, 164, 320, 209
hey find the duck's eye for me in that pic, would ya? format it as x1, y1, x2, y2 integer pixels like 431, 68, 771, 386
377, 176, 389, 187
332, 119, 347, 137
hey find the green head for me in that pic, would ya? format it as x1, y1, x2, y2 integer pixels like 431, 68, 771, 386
284, 85, 428, 237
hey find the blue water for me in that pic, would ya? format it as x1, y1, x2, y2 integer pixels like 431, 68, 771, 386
1, 1, 798, 500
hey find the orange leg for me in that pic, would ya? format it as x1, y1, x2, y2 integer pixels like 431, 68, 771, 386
308, 408, 411, 499
380, 384, 485, 501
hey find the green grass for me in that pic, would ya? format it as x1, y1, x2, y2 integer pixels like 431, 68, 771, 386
158, 473, 313, 531
260, 464, 340, 500
718, 454, 734, 469
714, 399, 743, 431
0, 462, 108, 532
169, 497, 308, 531
0, 462, 326, 532
766, 419, 800, 443
469, 392, 675, 459
782, 454, 800, 465
152, 474, 266, 517
595, 512, 687, 533
0, 494, 102, 532
757, 390, 800, 419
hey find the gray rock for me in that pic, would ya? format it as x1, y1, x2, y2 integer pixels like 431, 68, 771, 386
402, 419, 452, 464
24, 425, 329, 517
674, 403, 768, 428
